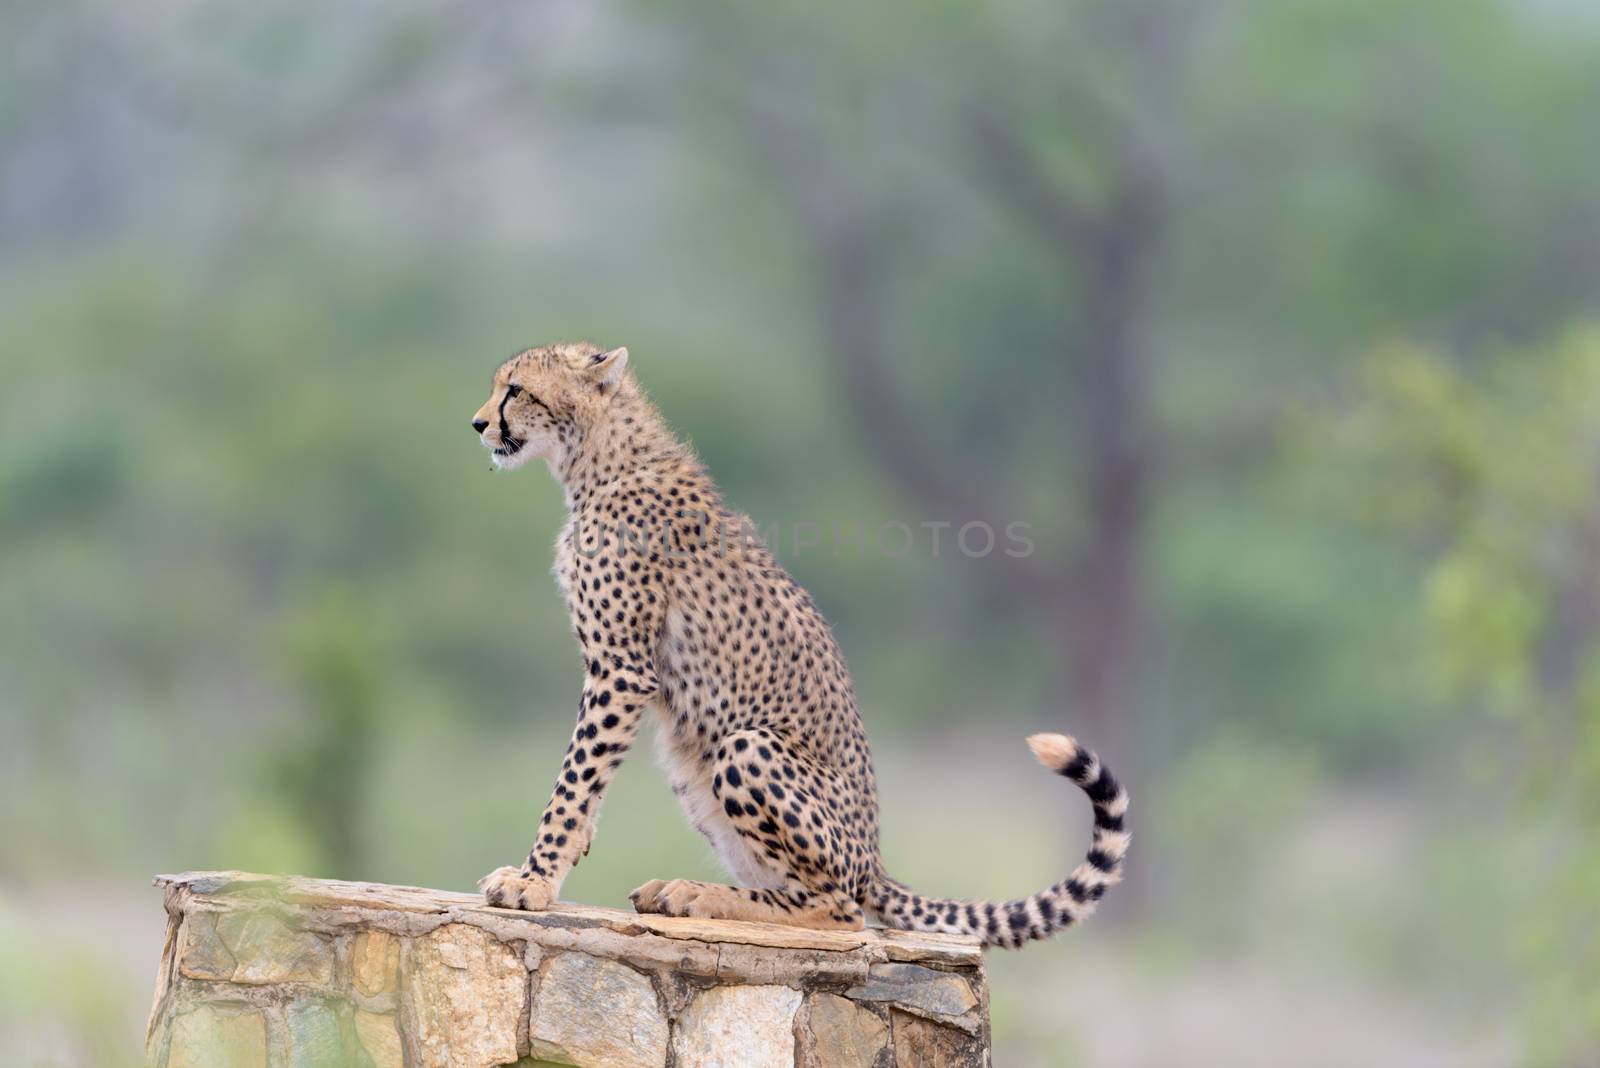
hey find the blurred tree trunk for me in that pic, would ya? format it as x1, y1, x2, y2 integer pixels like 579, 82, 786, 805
792, 120, 1163, 774
743, 4, 1192, 917
800, 176, 1159, 921
1065, 153, 1162, 767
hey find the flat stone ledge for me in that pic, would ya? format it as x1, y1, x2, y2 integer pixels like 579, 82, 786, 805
147, 871, 990, 1068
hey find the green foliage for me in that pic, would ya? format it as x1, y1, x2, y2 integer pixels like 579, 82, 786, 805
262, 588, 389, 877
1, 0, 1598, 1062
1322, 329, 1600, 1062
0, 905, 139, 1068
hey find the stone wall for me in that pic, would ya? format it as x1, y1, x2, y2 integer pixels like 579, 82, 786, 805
146, 872, 990, 1067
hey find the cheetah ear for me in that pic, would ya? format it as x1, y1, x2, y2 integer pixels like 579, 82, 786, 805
584, 346, 629, 392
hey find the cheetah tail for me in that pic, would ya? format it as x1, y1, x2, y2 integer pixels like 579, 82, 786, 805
868, 733, 1129, 949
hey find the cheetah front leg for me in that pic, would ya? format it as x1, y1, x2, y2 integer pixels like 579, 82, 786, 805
480, 651, 658, 910
629, 727, 866, 931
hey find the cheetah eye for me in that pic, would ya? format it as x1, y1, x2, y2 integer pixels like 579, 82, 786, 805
506, 384, 523, 398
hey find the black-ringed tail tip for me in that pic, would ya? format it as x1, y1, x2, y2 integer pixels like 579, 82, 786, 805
868, 732, 1130, 949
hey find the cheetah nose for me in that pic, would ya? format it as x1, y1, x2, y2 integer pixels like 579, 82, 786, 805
471, 418, 490, 434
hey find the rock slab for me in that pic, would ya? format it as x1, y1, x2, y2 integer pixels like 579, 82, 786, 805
407, 923, 527, 1068
147, 871, 989, 1068
672, 984, 803, 1068
528, 951, 669, 1067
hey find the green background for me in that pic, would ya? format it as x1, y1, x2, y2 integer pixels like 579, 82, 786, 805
3, 1, 1599, 1064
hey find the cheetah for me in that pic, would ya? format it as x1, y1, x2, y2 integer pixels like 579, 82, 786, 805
470, 342, 1128, 947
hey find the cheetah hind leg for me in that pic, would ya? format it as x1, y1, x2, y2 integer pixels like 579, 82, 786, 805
629, 878, 862, 930
631, 727, 866, 931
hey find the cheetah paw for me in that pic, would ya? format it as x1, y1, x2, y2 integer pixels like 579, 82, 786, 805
629, 878, 707, 918
479, 866, 557, 911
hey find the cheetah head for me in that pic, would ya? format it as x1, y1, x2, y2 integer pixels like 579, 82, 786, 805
470, 342, 630, 472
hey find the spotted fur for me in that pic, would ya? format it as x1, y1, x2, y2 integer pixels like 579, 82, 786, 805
471, 342, 1128, 947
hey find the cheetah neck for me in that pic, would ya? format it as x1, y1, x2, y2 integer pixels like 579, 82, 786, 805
553, 381, 692, 509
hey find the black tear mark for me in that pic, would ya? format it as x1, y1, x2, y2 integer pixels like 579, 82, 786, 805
496, 386, 517, 448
